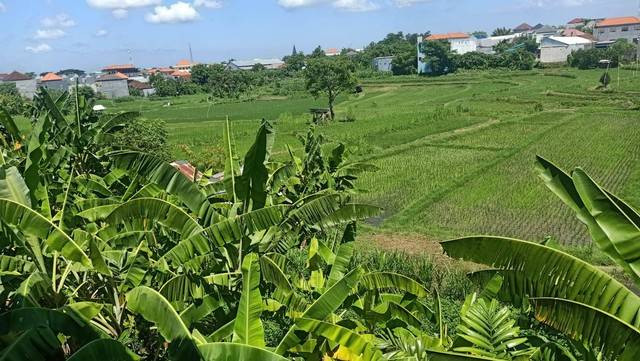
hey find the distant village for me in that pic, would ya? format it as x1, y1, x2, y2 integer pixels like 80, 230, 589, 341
1, 15, 638, 100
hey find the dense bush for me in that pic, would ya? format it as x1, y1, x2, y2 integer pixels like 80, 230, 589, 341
0, 83, 26, 115
453, 49, 535, 71
568, 40, 637, 69
110, 117, 171, 160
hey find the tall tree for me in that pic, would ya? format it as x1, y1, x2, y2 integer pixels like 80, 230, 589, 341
492, 27, 512, 36
304, 57, 357, 120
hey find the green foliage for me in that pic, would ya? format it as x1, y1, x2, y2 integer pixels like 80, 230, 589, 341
304, 56, 358, 119
392, 48, 417, 75
568, 41, 635, 69
419, 40, 457, 76
492, 27, 512, 36
110, 117, 171, 160
0, 83, 26, 116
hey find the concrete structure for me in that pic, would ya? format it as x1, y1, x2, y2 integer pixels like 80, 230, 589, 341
372, 56, 394, 72
39, 72, 67, 91
533, 25, 559, 43
101, 64, 141, 77
171, 70, 191, 80
128, 80, 156, 97
424, 33, 477, 54
1, 71, 36, 99
594, 17, 640, 43
540, 36, 594, 63
227, 59, 285, 70
95, 72, 129, 99
477, 33, 524, 54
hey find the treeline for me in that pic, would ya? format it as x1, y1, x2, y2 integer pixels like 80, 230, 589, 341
568, 39, 636, 69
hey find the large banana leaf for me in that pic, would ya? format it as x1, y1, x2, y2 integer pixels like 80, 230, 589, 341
66, 339, 138, 361
111, 151, 208, 213
319, 203, 382, 228
0, 327, 60, 361
126, 286, 193, 343
199, 342, 289, 361
425, 350, 504, 361
0, 199, 91, 266
0, 255, 35, 276
222, 116, 239, 202
533, 298, 640, 361
327, 242, 354, 288
0, 308, 102, 345
236, 119, 273, 211
0, 167, 31, 207
0, 105, 21, 141
441, 236, 640, 328
232, 253, 265, 347
106, 197, 204, 239
296, 318, 382, 361
360, 272, 429, 298
535, 156, 640, 284
180, 295, 225, 328
162, 205, 287, 266
276, 267, 365, 354
571, 168, 640, 283
260, 254, 293, 293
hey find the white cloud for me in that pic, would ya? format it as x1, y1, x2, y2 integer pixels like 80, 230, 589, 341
392, 0, 429, 7
193, 0, 222, 8
146, 2, 199, 23
0, 2, 6, 12
95, 29, 109, 37
34, 28, 66, 39
42, 14, 75, 28
25, 43, 52, 54
527, 0, 590, 7
278, 0, 321, 8
86, 0, 160, 9
112, 8, 129, 18
332, 0, 378, 11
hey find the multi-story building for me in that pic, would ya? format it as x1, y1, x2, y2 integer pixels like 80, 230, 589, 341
594, 16, 640, 43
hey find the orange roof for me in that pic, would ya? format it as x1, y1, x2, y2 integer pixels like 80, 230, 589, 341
596, 16, 640, 27
102, 64, 136, 71
425, 32, 470, 41
176, 59, 191, 66
325, 48, 340, 54
41, 72, 63, 82
98, 72, 129, 81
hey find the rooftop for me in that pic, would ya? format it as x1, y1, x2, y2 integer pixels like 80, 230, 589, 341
562, 28, 595, 40
41, 72, 63, 82
425, 32, 470, 41
545, 36, 594, 45
596, 16, 640, 27
97, 72, 129, 81
514, 23, 533, 31
102, 64, 137, 71
3, 71, 32, 81
568, 17, 585, 24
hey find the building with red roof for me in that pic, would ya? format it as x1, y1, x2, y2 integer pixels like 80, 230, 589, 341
0, 71, 36, 99
39, 72, 66, 91
594, 16, 640, 43
423, 32, 476, 54
95, 72, 129, 99
101, 64, 140, 77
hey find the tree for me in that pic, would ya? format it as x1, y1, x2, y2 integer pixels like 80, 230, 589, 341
283, 51, 306, 72
110, 118, 171, 160
419, 40, 456, 76
492, 27, 512, 36
0, 83, 25, 115
310, 45, 325, 58
304, 57, 357, 120
391, 49, 417, 75
471, 31, 488, 39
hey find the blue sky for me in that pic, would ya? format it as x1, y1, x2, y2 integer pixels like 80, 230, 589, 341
0, 0, 636, 73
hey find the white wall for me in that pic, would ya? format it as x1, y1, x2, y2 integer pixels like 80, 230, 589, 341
450, 38, 477, 54
596, 24, 640, 42
540, 43, 592, 63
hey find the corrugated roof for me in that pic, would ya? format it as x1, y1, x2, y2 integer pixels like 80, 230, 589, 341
3, 71, 32, 81
596, 16, 640, 27
535, 25, 557, 33
41, 72, 63, 82
562, 28, 595, 40
97, 72, 128, 81
425, 32, 470, 41
545, 36, 593, 45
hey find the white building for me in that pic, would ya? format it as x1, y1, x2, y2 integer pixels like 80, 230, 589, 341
424, 33, 477, 54
540, 36, 594, 63
372, 56, 394, 72
594, 16, 640, 43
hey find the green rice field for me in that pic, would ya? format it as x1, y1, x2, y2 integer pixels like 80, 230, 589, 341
105, 68, 640, 245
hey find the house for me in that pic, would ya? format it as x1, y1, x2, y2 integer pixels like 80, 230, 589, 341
95, 72, 129, 99
424, 33, 477, 54
533, 25, 559, 43
513, 23, 534, 33
566, 18, 586, 28
148, 67, 175, 76
227, 59, 285, 70
174, 59, 195, 71
101, 64, 141, 77
128, 80, 156, 97
594, 16, 640, 43
540, 36, 594, 63
170, 70, 191, 80
562, 28, 595, 41
325, 48, 340, 57
477, 33, 524, 54
39, 72, 66, 91
1, 71, 37, 99
372, 56, 394, 72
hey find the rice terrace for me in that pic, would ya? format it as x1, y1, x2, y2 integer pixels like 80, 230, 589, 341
103, 68, 640, 247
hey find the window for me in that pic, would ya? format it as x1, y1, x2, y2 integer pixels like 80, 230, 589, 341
610, 27, 616, 32
622, 26, 629, 32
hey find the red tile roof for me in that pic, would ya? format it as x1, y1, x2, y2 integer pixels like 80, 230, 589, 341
325, 48, 340, 55
514, 23, 533, 31
97, 72, 129, 81
171, 70, 191, 78
128, 80, 153, 90
41, 72, 63, 82
596, 16, 640, 27
3, 71, 32, 81
102, 64, 137, 71
562, 28, 595, 40
425, 32, 470, 41
567, 18, 585, 24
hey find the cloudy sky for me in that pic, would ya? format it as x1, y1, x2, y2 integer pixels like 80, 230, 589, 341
0, 0, 636, 72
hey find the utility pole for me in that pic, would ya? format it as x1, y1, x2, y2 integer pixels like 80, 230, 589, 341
189, 43, 194, 63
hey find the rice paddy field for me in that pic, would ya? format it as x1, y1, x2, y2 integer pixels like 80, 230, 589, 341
105, 68, 640, 246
